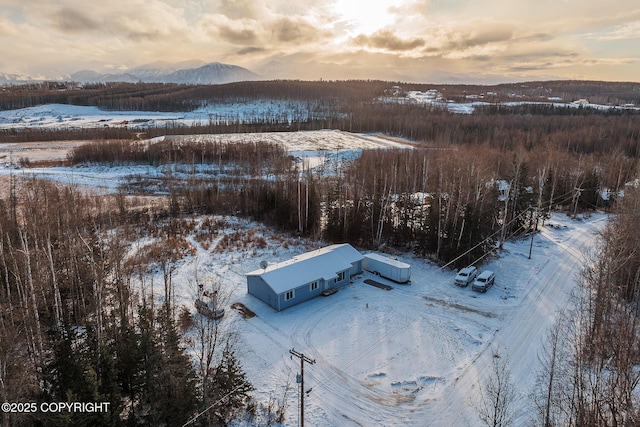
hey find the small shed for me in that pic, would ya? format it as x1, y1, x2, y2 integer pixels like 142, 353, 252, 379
246, 244, 363, 311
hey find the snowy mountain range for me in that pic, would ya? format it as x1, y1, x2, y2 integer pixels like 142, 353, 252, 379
0, 62, 260, 85
0, 72, 44, 85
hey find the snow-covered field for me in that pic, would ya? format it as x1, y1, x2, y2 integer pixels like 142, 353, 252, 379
389, 95, 639, 114
0, 100, 635, 134
139, 212, 606, 426
0, 130, 413, 191
0, 100, 334, 130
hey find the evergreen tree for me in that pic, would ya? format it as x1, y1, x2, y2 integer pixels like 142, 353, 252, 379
201, 341, 254, 427
158, 306, 199, 426
39, 325, 115, 427
113, 323, 142, 423
137, 304, 199, 426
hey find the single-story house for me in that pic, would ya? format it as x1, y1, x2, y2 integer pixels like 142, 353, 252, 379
246, 243, 363, 311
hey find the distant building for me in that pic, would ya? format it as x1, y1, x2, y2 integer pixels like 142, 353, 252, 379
246, 244, 363, 311
406, 89, 444, 103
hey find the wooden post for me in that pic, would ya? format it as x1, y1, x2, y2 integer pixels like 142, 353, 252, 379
290, 348, 315, 427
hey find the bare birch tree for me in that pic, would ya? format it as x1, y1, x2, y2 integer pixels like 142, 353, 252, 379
475, 352, 518, 427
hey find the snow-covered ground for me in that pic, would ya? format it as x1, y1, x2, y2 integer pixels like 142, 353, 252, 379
0, 100, 636, 133
441, 100, 638, 114
0, 130, 413, 190
0, 100, 336, 130
135, 212, 607, 426
391, 94, 640, 114
0, 102, 612, 424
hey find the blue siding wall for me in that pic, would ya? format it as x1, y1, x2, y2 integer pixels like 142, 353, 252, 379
279, 279, 324, 311
327, 268, 350, 290
249, 265, 356, 312
247, 276, 279, 310
277, 267, 350, 311
350, 260, 363, 277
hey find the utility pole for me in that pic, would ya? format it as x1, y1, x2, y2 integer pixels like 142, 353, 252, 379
572, 187, 583, 219
528, 208, 539, 259
9, 151, 17, 226
290, 348, 315, 427
499, 181, 511, 250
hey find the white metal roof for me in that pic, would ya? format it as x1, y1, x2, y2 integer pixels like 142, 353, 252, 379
363, 252, 411, 269
247, 244, 363, 294
292, 243, 363, 265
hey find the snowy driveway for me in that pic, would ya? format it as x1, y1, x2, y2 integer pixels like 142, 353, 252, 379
234, 214, 607, 426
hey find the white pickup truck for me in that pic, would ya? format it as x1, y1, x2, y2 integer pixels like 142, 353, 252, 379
454, 266, 477, 287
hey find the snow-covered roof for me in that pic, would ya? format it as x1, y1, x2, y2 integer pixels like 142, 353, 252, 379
496, 180, 511, 191
364, 252, 410, 269
291, 243, 363, 265
247, 244, 363, 294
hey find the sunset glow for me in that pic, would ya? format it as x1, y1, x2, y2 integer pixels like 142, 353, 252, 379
0, 0, 638, 83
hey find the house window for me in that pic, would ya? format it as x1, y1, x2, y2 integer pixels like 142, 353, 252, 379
310, 281, 318, 291
285, 290, 294, 301
338, 271, 345, 281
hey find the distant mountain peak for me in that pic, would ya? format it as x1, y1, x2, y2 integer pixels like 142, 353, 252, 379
132, 59, 206, 71
68, 61, 259, 85
0, 72, 40, 84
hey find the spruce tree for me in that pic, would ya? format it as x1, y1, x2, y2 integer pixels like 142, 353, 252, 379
202, 340, 254, 426
137, 304, 198, 426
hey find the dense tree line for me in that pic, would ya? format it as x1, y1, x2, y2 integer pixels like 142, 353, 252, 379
1, 80, 638, 112
320, 145, 636, 266
64, 134, 636, 268
69, 138, 291, 173
0, 82, 200, 112
341, 104, 640, 156
0, 181, 256, 426
66, 137, 319, 235
0, 80, 391, 112
499, 80, 640, 106
2, 102, 639, 158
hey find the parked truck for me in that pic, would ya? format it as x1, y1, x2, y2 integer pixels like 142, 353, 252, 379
454, 266, 477, 287
472, 270, 495, 293
363, 253, 411, 283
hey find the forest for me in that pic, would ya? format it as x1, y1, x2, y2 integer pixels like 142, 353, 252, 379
1, 79, 640, 425
62, 123, 636, 269
1, 80, 639, 112
0, 182, 261, 426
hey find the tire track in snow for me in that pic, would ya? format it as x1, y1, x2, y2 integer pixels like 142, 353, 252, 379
290, 286, 486, 426
425, 215, 608, 426
294, 297, 406, 426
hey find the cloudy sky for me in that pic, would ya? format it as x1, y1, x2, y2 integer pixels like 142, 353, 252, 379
1, 0, 639, 83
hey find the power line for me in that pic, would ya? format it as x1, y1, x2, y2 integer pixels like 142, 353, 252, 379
436, 188, 577, 272
307, 188, 584, 394
223, 187, 585, 413
181, 384, 244, 427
